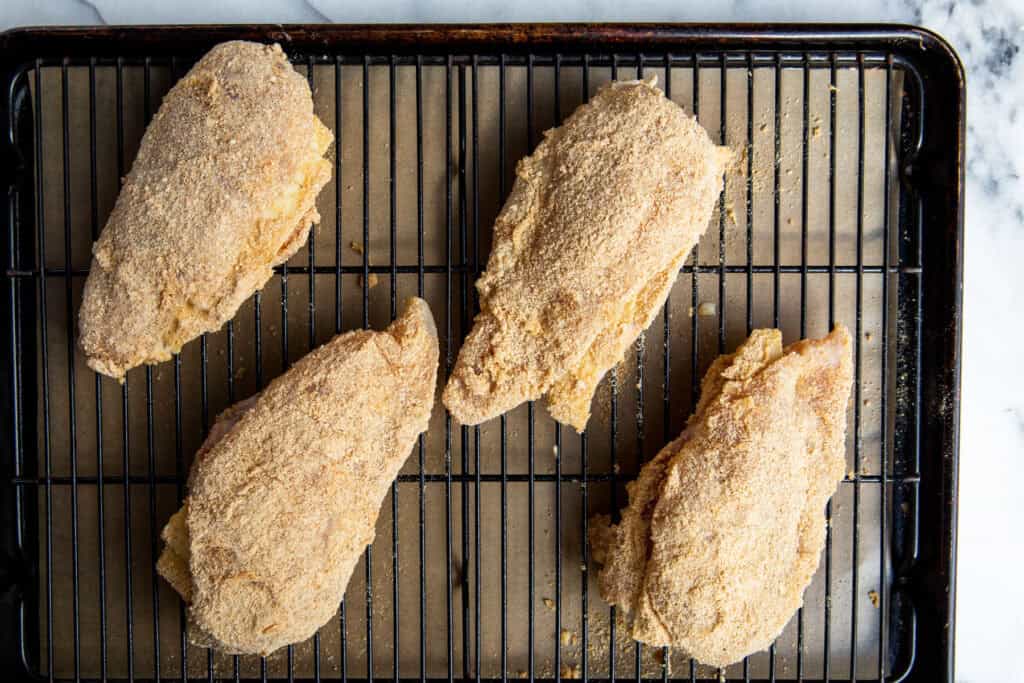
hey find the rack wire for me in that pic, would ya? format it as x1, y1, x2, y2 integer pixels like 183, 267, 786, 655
0, 26, 964, 683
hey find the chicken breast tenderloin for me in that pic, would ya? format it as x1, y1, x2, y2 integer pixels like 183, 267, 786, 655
79, 41, 333, 380
590, 326, 853, 668
443, 76, 731, 431
156, 298, 438, 656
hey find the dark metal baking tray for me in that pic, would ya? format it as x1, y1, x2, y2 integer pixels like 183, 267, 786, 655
0, 24, 963, 683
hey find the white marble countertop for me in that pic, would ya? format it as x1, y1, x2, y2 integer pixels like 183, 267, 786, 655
2, 1, 1021, 681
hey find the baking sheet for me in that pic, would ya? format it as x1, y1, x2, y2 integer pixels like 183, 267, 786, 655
29, 55, 903, 680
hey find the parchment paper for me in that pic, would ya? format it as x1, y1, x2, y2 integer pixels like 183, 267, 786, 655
29, 55, 903, 680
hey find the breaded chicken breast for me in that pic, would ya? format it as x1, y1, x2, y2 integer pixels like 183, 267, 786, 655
79, 41, 333, 380
590, 326, 853, 667
157, 298, 438, 656
443, 77, 730, 431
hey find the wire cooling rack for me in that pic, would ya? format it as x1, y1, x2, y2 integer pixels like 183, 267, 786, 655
0, 25, 963, 683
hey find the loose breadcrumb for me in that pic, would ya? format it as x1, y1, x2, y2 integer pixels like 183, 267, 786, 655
560, 663, 581, 679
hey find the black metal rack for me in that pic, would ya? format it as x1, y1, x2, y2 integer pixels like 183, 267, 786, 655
0, 25, 963, 683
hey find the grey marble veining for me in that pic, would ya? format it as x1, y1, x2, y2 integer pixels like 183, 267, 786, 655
1, 1, 1021, 681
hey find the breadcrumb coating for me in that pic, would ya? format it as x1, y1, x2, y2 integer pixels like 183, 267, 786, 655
591, 326, 853, 667
443, 76, 729, 431
157, 298, 438, 655
79, 41, 333, 379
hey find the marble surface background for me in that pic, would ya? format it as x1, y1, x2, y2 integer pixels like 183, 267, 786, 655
2, 1, 1021, 681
